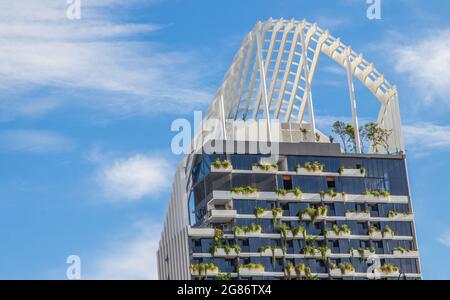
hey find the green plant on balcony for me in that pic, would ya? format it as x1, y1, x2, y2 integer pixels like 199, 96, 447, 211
363, 189, 390, 197
214, 228, 224, 243
272, 207, 283, 218
331, 224, 340, 235
259, 245, 283, 267
232, 244, 241, 255
254, 207, 265, 218
212, 159, 232, 170
326, 188, 338, 199
275, 189, 289, 196
341, 224, 352, 235
191, 263, 219, 278
215, 273, 231, 280
278, 223, 290, 240
303, 245, 330, 260
388, 210, 401, 218
383, 225, 395, 236
275, 187, 303, 198
351, 247, 375, 260
292, 225, 306, 238
223, 245, 232, 255
393, 246, 408, 254
338, 165, 345, 175
285, 263, 295, 280
360, 167, 366, 175
318, 245, 330, 260
293, 187, 302, 197
380, 263, 399, 274
210, 244, 218, 256
301, 161, 324, 172
253, 162, 278, 171
231, 186, 258, 195
338, 263, 355, 275
294, 263, 313, 280
233, 224, 262, 235
299, 206, 328, 223
303, 162, 312, 171
313, 161, 325, 172
239, 263, 264, 271
369, 226, 380, 236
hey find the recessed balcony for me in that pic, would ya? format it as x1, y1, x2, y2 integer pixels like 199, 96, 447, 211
208, 209, 237, 222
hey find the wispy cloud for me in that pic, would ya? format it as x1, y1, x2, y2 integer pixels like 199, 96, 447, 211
403, 122, 450, 156
392, 29, 450, 106
96, 153, 172, 202
0, 0, 212, 119
87, 219, 161, 279
438, 231, 450, 248
0, 129, 74, 154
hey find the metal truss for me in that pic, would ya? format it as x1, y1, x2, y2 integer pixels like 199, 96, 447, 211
201, 18, 404, 153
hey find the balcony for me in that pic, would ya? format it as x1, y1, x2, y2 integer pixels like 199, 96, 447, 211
188, 228, 215, 237
213, 248, 239, 258
339, 168, 365, 177
326, 231, 351, 239
260, 248, 284, 257
392, 249, 419, 257
345, 211, 370, 220
208, 209, 237, 222
239, 265, 265, 276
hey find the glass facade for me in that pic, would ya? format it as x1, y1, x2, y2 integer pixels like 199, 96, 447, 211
188, 152, 420, 280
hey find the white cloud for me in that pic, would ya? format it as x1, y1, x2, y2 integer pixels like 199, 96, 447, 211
403, 122, 450, 155
97, 154, 171, 202
438, 232, 450, 248
0, 0, 212, 118
89, 220, 161, 280
392, 29, 450, 105
316, 16, 350, 30
0, 129, 74, 154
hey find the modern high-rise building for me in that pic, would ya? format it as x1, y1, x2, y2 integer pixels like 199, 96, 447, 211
157, 19, 421, 280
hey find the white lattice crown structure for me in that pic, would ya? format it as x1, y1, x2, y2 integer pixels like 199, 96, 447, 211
195, 18, 404, 154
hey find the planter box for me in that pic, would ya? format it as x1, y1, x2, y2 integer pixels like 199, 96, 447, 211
277, 193, 303, 201
304, 249, 331, 258
323, 194, 345, 202
231, 192, 258, 199
390, 213, 412, 220
340, 169, 365, 177
260, 248, 284, 257
380, 270, 400, 276
330, 269, 355, 277
209, 209, 237, 222
211, 166, 233, 173
214, 248, 238, 258
383, 232, 394, 239
191, 268, 219, 277
392, 250, 418, 257
235, 230, 262, 238
257, 211, 282, 219
351, 249, 374, 257
296, 167, 323, 175
252, 165, 278, 172
326, 231, 350, 239
300, 213, 326, 221
239, 267, 264, 276
345, 212, 370, 219
369, 231, 383, 239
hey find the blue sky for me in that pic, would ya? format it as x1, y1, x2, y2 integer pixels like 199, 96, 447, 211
1, 0, 450, 279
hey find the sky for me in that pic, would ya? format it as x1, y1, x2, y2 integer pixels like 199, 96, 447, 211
0, 0, 450, 279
